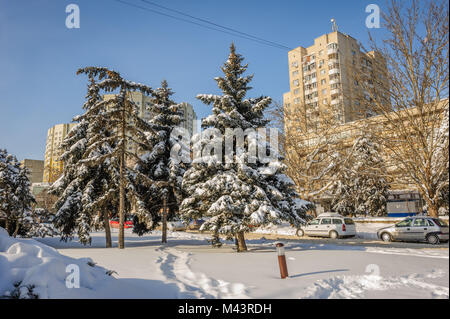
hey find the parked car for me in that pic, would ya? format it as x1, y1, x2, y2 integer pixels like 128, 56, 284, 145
296, 213, 356, 239
377, 217, 449, 244
110, 216, 134, 229
167, 220, 186, 231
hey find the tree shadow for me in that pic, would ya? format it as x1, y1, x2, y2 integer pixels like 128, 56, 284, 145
289, 269, 349, 278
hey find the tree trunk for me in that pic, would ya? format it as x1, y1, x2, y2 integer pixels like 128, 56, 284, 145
13, 218, 20, 238
103, 211, 112, 248
4, 214, 11, 236
236, 231, 247, 252
161, 196, 167, 244
118, 102, 126, 250
428, 203, 439, 218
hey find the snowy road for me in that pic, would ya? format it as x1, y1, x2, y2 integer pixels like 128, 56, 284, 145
34, 229, 449, 299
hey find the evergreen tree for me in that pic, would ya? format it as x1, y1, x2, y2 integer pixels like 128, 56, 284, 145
0, 149, 35, 236
25, 208, 59, 238
76, 67, 153, 249
180, 44, 309, 251
132, 80, 189, 242
51, 75, 116, 246
331, 136, 389, 216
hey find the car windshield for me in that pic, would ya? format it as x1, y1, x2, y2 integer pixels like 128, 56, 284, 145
344, 218, 354, 225
433, 219, 448, 227
309, 219, 320, 225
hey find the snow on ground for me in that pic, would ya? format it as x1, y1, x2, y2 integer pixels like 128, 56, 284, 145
302, 269, 448, 299
0, 227, 166, 298
2, 225, 448, 299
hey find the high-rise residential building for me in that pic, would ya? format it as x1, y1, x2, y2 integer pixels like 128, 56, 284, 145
20, 159, 44, 184
283, 30, 387, 133
178, 102, 198, 138
43, 123, 76, 183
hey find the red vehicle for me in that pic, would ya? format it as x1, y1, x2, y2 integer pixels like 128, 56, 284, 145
109, 217, 133, 229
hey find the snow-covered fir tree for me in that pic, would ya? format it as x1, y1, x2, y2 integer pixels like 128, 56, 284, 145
0, 149, 35, 236
25, 208, 59, 238
74, 67, 153, 249
331, 136, 389, 216
132, 80, 190, 241
11, 164, 35, 237
51, 76, 114, 246
180, 44, 310, 251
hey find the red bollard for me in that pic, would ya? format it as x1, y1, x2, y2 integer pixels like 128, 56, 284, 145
276, 243, 288, 279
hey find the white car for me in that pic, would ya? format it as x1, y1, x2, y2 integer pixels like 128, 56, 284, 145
167, 220, 186, 231
297, 213, 356, 239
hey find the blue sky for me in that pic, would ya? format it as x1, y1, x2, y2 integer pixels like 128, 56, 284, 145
0, 0, 387, 160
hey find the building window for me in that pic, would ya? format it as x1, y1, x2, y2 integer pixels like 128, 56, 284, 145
321, 79, 326, 85
293, 80, 299, 86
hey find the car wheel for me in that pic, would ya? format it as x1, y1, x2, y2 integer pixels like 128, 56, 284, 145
381, 232, 392, 242
296, 228, 305, 237
426, 234, 440, 245
329, 230, 338, 239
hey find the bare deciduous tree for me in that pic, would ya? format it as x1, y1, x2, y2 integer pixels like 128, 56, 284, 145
356, 0, 449, 217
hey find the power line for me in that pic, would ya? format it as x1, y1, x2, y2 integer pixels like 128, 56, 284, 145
140, 0, 292, 50
112, 0, 291, 50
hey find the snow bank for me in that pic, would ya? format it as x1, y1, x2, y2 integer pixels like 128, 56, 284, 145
0, 227, 149, 298
302, 269, 449, 299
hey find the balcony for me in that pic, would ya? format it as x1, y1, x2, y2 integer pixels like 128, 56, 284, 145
304, 88, 317, 95
329, 68, 340, 75
304, 77, 317, 85
329, 78, 340, 85
328, 58, 339, 65
330, 88, 341, 95
327, 47, 338, 55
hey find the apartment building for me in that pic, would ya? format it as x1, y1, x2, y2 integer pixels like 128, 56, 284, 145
20, 159, 44, 184
178, 102, 198, 138
283, 30, 387, 133
43, 123, 77, 183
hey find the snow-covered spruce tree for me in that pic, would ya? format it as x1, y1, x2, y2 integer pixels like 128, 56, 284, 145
12, 165, 35, 237
132, 80, 189, 242
331, 136, 389, 216
180, 44, 309, 251
25, 208, 59, 238
76, 67, 153, 249
0, 149, 35, 236
51, 75, 123, 247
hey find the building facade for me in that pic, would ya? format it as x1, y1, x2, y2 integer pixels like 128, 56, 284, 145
283, 31, 387, 133
20, 159, 44, 184
43, 123, 76, 183
178, 102, 198, 138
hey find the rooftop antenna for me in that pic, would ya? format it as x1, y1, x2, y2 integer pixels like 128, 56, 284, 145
331, 18, 338, 32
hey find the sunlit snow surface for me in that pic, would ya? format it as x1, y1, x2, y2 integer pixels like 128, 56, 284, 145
1, 226, 448, 299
